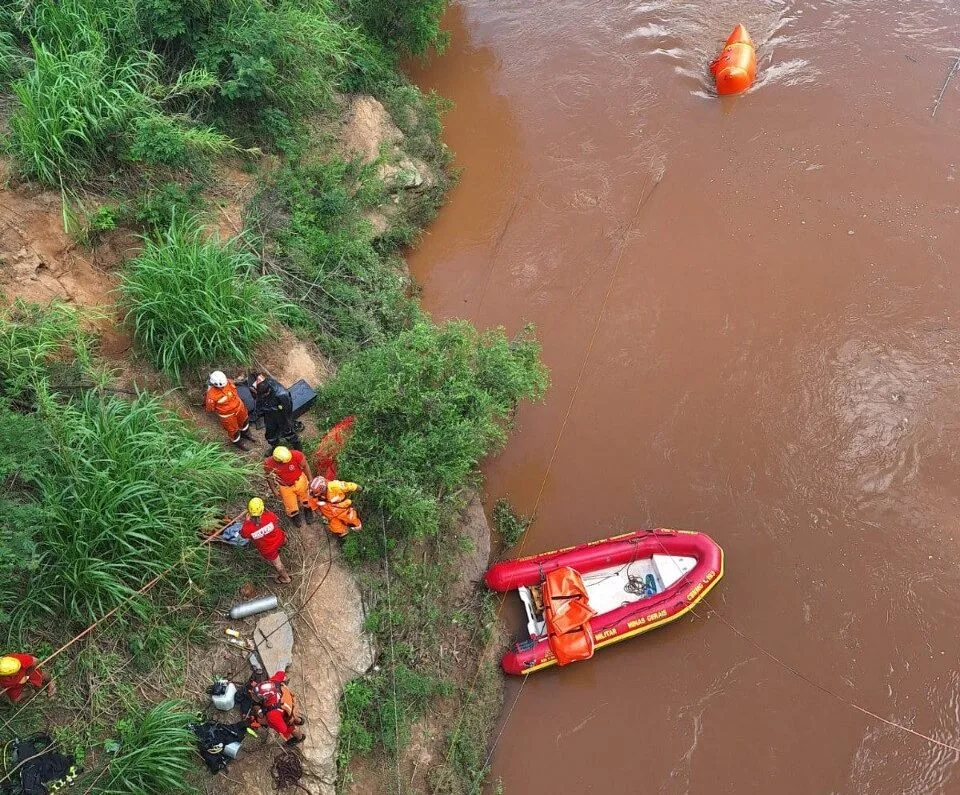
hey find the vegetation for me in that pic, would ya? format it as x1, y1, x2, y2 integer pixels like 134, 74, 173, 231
120, 215, 287, 378
0, 0, 551, 792
102, 701, 199, 795
316, 320, 547, 549
492, 498, 532, 548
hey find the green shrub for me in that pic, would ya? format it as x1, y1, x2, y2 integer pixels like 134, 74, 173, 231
104, 701, 198, 795
267, 159, 417, 356
133, 182, 203, 230
492, 498, 531, 548
343, 0, 448, 56
316, 321, 548, 546
121, 215, 286, 378
0, 31, 29, 86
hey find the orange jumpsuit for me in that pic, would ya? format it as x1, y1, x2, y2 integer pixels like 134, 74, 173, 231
204, 381, 249, 443
308, 481, 362, 536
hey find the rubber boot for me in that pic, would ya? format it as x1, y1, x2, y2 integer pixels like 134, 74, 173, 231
240, 426, 254, 441
303, 509, 315, 526
233, 438, 250, 452
290, 512, 305, 528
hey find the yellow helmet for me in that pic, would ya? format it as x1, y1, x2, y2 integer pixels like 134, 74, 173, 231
0, 656, 22, 676
272, 446, 292, 463
247, 498, 265, 517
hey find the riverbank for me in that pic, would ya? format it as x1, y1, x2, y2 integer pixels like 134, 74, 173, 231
0, 2, 546, 793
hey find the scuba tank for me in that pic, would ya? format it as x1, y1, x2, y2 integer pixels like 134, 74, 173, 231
209, 679, 237, 711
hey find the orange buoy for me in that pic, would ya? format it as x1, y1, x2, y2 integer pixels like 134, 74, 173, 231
709, 24, 757, 96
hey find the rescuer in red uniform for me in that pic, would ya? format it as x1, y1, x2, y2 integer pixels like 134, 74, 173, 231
240, 498, 291, 584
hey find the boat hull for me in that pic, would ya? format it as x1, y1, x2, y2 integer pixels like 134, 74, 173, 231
485, 529, 724, 675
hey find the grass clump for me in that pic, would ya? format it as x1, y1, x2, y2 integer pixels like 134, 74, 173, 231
103, 700, 199, 795
492, 498, 531, 548
121, 215, 287, 378
0, 391, 250, 632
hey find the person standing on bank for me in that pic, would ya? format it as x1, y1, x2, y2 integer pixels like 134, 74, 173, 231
248, 373, 301, 452
204, 371, 254, 450
240, 498, 292, 584
264, 446, 315, 527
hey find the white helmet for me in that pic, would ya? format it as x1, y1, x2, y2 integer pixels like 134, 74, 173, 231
208, 371, 228, 388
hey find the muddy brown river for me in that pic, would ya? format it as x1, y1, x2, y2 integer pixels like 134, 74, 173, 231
408, 1, 960, 791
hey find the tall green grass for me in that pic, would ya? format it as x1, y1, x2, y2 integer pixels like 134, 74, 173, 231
101, 700, 199, 795
121, 215, 287, 378
1, 390, 250, 633
8, 42, 151, 183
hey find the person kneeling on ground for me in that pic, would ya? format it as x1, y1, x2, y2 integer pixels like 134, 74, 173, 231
0, 653, 55, 703
240, 498, 292, 584
308, 476, 362, 537
247, 670, 304, 746
204, 371, 254, 450
264, 446, 315, 528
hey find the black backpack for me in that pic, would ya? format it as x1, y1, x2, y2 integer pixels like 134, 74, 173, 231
188, 720, 248, 774
0, 734, 79, 795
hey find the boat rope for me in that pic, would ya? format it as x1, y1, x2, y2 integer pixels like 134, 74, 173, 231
647, 533, 960, 756
381, 515, 402, 795
480, 673, 528, 773
0, 512, 245, 738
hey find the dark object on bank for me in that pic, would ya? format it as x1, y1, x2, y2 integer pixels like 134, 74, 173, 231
288, 379, 316, 418
0, 734, 80, 795
189, 720, 249, 774
239, 374, 303, 450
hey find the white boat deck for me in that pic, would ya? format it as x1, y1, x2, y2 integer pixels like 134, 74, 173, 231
520, 554, 698, 640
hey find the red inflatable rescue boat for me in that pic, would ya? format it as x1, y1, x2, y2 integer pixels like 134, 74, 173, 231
485, 528, 724, 675
710, 24, 757, 95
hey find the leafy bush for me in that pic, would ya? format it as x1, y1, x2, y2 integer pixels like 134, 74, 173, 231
133, 181, 203, 229
266, 159, 417, 356
492, 498, 531, 548
121, 215, 286, 378
105, 701, 198, 795
316, 321, 548, 546
343, 0, 449, 56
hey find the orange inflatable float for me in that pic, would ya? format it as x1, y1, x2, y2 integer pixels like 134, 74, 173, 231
710, 24, 757, 96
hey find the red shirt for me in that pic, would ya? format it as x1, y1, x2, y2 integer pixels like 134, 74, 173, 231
251, 671, 295, 739
0, 654, 38, 690
240, 511, 286, 560
264, 450, 307, 486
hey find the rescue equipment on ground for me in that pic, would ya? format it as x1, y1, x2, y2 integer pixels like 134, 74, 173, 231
272, 750, 305, 790
189, 720, 248, 774
485, 528, 724, 675
710, 24, 757, 95
209, 679, 238, 711
229, 595, 279, 620
0, 734, 80, 795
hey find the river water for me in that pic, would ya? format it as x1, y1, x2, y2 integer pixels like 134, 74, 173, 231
407, 1, 960, 792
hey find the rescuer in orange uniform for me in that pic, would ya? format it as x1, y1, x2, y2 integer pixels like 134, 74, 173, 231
240, 498, 291, 584
264, 446, 315, 527
0, 654, 55, 703
204, 371, 253, 450
308, 476, 362, 537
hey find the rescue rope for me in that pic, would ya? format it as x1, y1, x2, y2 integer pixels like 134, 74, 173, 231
524, 170, 664, 541
0, 513, 244, 737
381, 515, 402, 795
271, 749, 309, 792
